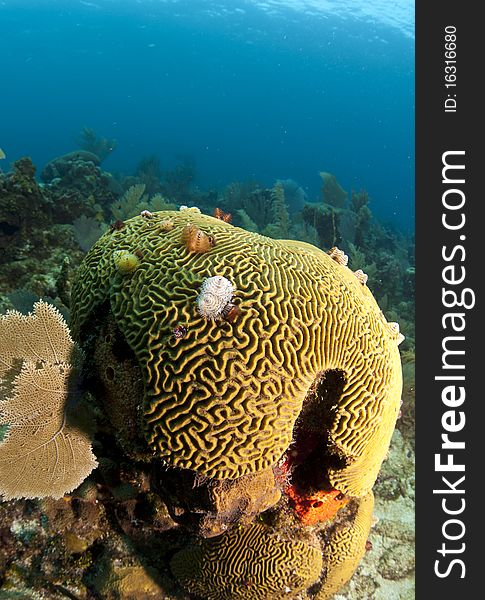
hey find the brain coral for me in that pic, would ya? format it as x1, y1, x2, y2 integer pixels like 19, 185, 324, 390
170, 523, 323, 599
316, 492, 375, 599
70, 211, 402, 494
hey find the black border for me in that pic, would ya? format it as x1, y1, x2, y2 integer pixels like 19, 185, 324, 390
416, 2, 481, 595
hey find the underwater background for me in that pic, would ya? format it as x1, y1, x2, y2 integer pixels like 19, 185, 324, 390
1, 0, 414, 229
0, 1, 415, 599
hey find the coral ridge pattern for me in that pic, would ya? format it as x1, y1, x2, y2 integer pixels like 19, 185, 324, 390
170, 522, 323, 599
71, 210, 402, 497
315, 492, 375, 599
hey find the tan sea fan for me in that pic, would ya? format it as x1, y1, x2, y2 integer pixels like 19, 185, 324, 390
0, 301, 97, 500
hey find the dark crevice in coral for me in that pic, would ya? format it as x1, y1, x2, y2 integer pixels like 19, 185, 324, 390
77, 302, 110, 357
289, 369, 347, 494
78, 302, 149, 461
154, 467, 212, 531
80, 301, 137, 391
0, 222, 19, 236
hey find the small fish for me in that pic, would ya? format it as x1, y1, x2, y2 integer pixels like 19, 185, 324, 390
0, 148, 5, 159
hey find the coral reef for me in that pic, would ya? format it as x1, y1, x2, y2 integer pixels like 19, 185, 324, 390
171, 522, 323, 599
161, 156, 196, 203
41, 151, 119, 222
397, 350, 415, 444
319, 172, 348, 208
336, 429, 415, 599
0, 157, 108, 305
222, 181, 290, 239
158, 467, 282, 538
0, 155, 414, 599
135, 155, 163, 196
277, 178, 307, 214
110, 183, 147, 221
0, 158, 52, 265
116, 155, 202, 209
71, 211, 402, 496
72, 214, 108, 252
315, 493, 374, 599
301, 201, 343, 249
263, 181, 290, 238
92, 564, 166, 599
76, 126, 117, 163
299, 179, 415, 356
110, 183, 176, 222
223, 185, 273, 231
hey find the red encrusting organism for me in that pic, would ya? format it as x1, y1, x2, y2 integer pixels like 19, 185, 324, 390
276, 450, 349, 526
285, 486, 349, 526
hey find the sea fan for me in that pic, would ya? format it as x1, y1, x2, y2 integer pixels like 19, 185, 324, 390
0, 301, 97, 499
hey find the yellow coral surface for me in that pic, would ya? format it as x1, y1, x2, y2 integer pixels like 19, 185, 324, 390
170, 523, 323, 599
316, 492, 375, 599
71, 211, 401, 493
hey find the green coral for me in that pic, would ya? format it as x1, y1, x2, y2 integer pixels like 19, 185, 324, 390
76, 126, 117, 162
319, 172, 348, 208
262, 182, 289, 238
110, 184, 176, 221
301, 202, 341, 248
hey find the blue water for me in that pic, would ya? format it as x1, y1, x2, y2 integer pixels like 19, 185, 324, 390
1, 0, 414, 229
